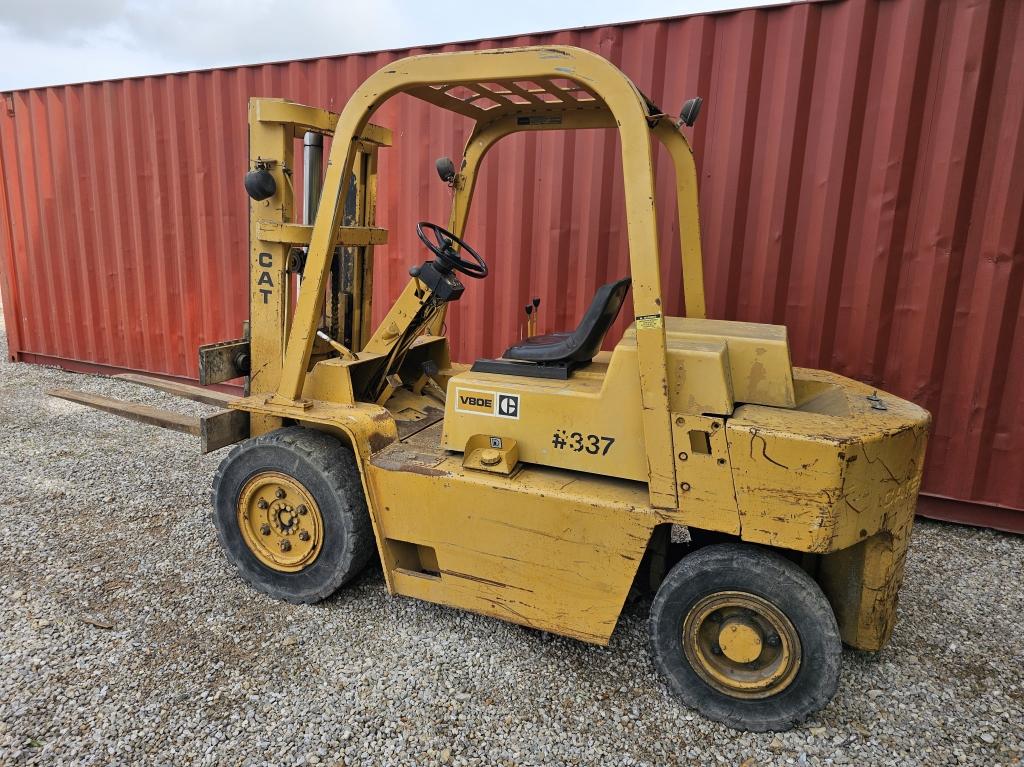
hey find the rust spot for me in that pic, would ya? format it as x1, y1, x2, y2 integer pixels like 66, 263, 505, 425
747, 359, 767, 397
368, 431, 396, 453
398, 463, 447, 477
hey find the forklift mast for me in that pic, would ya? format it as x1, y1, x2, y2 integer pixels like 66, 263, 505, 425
201, 101, 392, 434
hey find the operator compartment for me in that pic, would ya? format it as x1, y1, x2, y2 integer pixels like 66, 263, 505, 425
441, 278, 800, 481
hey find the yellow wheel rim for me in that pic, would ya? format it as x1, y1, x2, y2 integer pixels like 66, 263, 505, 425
682, 591, 801, 699
236, 471, 323, 572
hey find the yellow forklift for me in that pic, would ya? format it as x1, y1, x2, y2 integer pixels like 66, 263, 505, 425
52, 46, 930, 731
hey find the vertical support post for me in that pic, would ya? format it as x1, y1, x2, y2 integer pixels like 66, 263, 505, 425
361, 147, 379, 348
348, 153, 367, 350
338, 171, 358, 347
247, 99, 294, 435
618, 117, 678, 510
302, 131, 324, 228
347, 146, 380, 351
302, 130, 324, 328
654, 122, 706, 318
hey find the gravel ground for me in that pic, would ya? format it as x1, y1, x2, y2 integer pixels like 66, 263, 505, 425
0, 312, 1022, 767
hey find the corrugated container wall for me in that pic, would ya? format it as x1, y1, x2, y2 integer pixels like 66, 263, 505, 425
1, 0, 1022, 526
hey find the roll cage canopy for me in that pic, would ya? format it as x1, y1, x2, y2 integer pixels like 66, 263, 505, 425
273, 45, 708, 507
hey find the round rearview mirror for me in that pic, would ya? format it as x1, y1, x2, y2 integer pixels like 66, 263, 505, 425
680, 97, 704, 128
244, 168, 277, 201
435, 157, 457, 184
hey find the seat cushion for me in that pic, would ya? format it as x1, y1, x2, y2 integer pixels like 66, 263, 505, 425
504, 332, 572, 360
502, 277, 631, 365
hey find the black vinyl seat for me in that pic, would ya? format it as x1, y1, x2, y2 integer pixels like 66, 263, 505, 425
505, 277, 632, 363
471, 277, 631, 379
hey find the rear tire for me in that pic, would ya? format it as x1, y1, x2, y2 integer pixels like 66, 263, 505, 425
649, 543, 841, 731
211, 426, 374, 603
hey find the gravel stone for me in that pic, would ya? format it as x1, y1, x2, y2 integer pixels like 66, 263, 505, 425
0, 310, 1022, 766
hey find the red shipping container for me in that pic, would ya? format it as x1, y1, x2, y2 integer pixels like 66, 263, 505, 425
1, 0, 1022, 529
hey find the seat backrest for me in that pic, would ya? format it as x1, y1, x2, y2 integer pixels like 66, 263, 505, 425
565, 277, 632, 362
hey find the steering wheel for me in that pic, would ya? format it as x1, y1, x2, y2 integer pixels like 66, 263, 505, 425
416, 221, 488, 279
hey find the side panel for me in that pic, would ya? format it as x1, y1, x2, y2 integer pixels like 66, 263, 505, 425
365, 443, 665, 645
727, 426, 848, 552
440, 355, 648, 482
727, 369, 930, 553
672, 413, 741, 533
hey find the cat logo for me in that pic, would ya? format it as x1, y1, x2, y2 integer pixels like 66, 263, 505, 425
454, 389, 521, 420
496, 394, 520, 419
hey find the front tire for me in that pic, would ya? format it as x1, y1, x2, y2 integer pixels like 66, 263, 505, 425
211, 426, 374, 603
649, 543, 841, 731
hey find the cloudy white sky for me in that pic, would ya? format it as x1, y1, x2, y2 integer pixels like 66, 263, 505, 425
0, 0, 791, 91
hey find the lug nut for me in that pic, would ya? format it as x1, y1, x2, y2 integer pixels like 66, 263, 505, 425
297, 505, 308, 516
298, 530, 310, 542
257, 499, 269, 510
711, 644, 722, 656
275, 488, 287, 499
279, 540, 292, 552
260, 524, 271, 536
766, 634, 780, 647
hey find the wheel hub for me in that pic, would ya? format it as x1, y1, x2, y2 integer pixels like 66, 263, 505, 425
272, 503, 299, 533
683, 591, 801, 699
237, 472, 323, 572
718, 618, 763, 664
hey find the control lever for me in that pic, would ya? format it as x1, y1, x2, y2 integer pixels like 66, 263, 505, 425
409, 264, 424, 298
316, 330, 356, 360
417, 360, 447, 405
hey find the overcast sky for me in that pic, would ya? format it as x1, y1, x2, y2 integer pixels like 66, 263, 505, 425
0, 0, 791, 91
